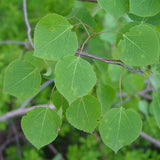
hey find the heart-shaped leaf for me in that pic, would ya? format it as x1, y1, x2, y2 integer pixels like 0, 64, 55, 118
66, 95, 101, 133
34, 13, 78, 61
118, 24, 159, 66
99, 108, 142, 153
21, 107, 61, 149
55, 56, 97, 104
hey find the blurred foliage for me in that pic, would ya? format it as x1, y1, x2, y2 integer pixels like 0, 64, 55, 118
1, 0, 160, 159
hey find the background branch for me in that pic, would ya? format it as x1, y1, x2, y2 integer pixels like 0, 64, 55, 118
0, 40, 30, 49
0, 104, 56, 122
48, 144, 65, 160
23, 0, 34, 48
20, 79, 54, 109
140, 132, 160, 148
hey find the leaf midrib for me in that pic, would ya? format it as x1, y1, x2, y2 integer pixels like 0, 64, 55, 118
37, 26, 72, 51
6, 68, 38, 91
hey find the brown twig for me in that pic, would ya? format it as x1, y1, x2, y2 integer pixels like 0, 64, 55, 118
94, 131, 106, 159
10, 121, 22, 160
75, 51, 144, 75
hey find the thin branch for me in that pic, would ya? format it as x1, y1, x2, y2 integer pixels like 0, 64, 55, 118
48, 84, 56, 106
48, 144, 65, 160
20, 79, 54, 109
140, 132, 160, 148
0, 104, 56, 122
75, 51, 144, 75
94, 131, 106, 159
119, 68, 124, 107
0, 153, 4, 160
10, 121, 22, 160
0, 40, 30, 49
23, 0, 34, 48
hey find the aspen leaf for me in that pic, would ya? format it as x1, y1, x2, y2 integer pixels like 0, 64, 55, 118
55, 56, 97, 104
66, 95, 101, 133
97, 0, 129, 18
99, 108, 142, 153
21, 107, 61, 149
129, 0, 160, 17
34, 14, 78, 61
118, 24, 159, 66
3, 60, 41, 99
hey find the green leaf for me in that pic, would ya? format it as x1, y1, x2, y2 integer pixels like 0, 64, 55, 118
66, 95, 101, 133
55, 56, 97, 104
118, 24, 159, 66
21, 107, 61, 149
97, 0, 129, 18
52, 90, 69, 111
139, 100, 148, 116
99, 108, 142, 153
97, 84, 116, 115
153, 93, 160, 128
34, 13, 78, 61
3, 60, 41, 99
68, 6, 95, 27
88, 37, 110, 74
129, 0, 160, 17
128, 12, 160, 25
122, 73, 145, 94
23, 51, 45, 67
115, 22, 140, 47
108, 65, 126, 82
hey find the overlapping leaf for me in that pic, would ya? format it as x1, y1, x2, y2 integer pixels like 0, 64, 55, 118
97, 0, 129, 18
97, 84, 116, 115
128, 12, 160, 25
129, 0, 160, 17
153, 92, 160, 128
68, 6, 95, 27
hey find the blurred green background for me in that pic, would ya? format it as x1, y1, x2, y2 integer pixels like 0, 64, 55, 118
0, 0, 160, 159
